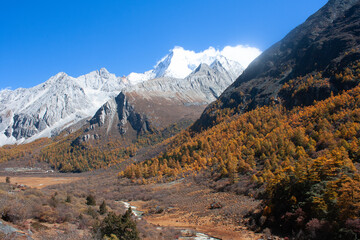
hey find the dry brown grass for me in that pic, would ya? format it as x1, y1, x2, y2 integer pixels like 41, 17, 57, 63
0, 176, 81, 189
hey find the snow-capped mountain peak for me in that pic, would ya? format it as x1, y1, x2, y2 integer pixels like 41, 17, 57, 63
127, 45, 260, 84
153, 46, 218, 79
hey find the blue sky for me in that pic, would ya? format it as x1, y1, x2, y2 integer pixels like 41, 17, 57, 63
0, 0, 328, 89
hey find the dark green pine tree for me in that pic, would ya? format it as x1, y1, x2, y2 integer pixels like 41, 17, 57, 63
86, 194, 96, 206
100, 208, 140, 240
99, 200, 108, 215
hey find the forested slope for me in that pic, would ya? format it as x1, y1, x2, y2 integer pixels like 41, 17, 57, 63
121, 61, 360, 239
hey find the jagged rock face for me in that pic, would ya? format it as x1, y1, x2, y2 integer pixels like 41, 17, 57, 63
113, 92, 153, 136
193, 0, 360, 131
89, 98, 118, 128
11, 114, 47, 139
77, 92, 153, 144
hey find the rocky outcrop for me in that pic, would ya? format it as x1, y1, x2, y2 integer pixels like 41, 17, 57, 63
114, 92, 153, 136
89, 98, 118, 128
77, 92, 154, 144
11, 114, 47, 139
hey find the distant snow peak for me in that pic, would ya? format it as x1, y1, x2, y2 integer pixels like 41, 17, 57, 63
127, 45, 261, 83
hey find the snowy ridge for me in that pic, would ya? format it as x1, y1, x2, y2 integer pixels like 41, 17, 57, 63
126, 59, 238, 104
127, 45, 261, 84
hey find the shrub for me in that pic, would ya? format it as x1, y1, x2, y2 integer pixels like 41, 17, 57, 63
31, 222, 49, 231
345, 219, 360, 234
99, 200, 107, 215
86, 194, 96, 206
306, 218, 332, 240
1, 200, 31, 223
86, 206, 99, 219
48, 194, 58, 208
99, 208, 140, 240
36, 205, 58, 223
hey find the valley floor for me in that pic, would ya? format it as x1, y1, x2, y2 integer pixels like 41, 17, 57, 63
0, 166, 279, 240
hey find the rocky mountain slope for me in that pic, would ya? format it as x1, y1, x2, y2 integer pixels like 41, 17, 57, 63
0, 46, 257, 147
192, 0, 360, 131
77, 59, 241, 143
